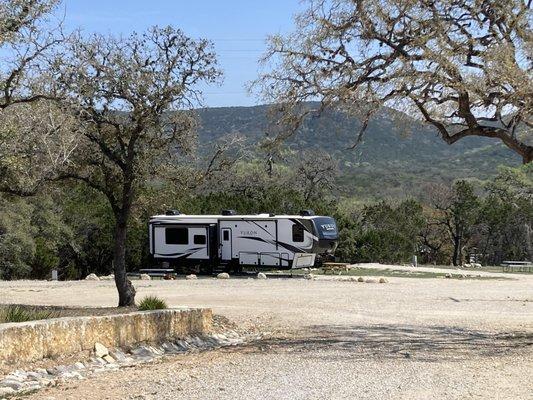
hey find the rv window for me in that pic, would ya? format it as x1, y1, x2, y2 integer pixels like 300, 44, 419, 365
165, 227, 188, 245
194, 234, 206, 245
292, 223, 304, 242
223, 230, 229, 241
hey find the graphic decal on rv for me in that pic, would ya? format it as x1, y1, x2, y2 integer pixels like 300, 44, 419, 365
289, 219, 319, 241
238, 236, 309, 253
249, 221, 275, 237
154, 247, 205, 258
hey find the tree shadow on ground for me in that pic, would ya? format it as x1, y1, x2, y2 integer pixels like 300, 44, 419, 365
235, 324, 533, 362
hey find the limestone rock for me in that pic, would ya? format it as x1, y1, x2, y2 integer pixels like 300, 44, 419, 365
186, 274, 198, 280
365, 278, 377, 283
102, 354, 115, 364
131, 346, 156, 357
445, 273, 452, 279
140, 273, 152, 280
357, 277, 364, 282
217, 272, 230, 279
85, 273, 99, 281
0, 379, 23, 390
94, 342, 109, 358
99, 274, 114, 281
109, 349, 128, 362
304, 273, 315, 280
256, 272, 267, 280
379, 277, 388, 284
74, 362, 85, 370
0, 387, 16, 396
26, 371, 43, 380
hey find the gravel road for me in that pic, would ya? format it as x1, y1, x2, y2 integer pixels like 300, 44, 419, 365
1, 269, 532, 399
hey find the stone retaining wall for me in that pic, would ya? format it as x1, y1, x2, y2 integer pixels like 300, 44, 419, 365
0, 308, 212, 364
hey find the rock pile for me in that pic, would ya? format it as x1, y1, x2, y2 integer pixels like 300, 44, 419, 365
0, 332, 248, 398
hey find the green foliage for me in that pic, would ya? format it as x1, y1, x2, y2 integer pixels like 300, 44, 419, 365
334, 199, 425, 264
0, 197, 35, 279
0, 305, 60, 323
137, 295, 168, 311
0, 160, 530, 278
479, 164, 533, 264
31, 237, 60, 279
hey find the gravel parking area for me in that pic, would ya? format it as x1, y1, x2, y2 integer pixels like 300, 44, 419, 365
1, 269, 532, 399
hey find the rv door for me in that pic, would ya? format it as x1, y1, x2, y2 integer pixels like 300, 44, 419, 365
221, 228, 232, 261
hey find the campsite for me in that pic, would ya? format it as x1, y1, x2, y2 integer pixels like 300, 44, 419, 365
0, 0, 531, 399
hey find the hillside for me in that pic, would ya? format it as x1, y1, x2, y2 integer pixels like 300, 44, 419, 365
196, 104, 521, 199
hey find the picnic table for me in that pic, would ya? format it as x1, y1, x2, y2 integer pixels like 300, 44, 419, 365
501, 261, 533, 273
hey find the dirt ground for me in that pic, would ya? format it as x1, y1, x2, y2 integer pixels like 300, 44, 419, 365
1, 265, 532, 399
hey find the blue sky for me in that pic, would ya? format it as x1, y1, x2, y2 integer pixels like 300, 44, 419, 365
62, 1, 304, 107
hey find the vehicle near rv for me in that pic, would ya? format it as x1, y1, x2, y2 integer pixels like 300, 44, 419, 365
148, 210, 339, 274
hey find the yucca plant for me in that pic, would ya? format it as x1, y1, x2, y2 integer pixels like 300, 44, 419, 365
137, 296, 168, 311
0, 305, 60, 323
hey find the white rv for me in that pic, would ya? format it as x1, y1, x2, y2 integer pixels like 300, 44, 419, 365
149, 210, 338, 273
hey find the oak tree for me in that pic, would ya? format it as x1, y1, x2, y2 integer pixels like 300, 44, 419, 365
54, 27, 221, 306
258, 0, 532, 163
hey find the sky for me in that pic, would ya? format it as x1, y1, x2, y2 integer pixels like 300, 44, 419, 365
61, 1, 304, 108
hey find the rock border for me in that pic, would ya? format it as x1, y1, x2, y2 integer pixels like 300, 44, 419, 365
0, 332, 250, 398
0, 308, 212, 365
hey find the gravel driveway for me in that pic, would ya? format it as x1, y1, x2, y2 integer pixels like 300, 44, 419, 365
1, 271, 532, 399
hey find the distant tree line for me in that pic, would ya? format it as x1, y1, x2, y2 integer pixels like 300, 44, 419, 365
1, 161, 530, 281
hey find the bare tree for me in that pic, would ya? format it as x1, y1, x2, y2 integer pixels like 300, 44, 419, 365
293, 149, 338, 202
258, 0, 532, 163
0, 1, 69, 192
0, 101, 79, 195
0, 0, 62, 109
53, 27, 221, 306
423, 181, 480, 266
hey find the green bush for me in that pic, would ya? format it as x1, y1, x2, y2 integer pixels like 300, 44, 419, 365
0, 305, 60, 323
137, 295, 168, 311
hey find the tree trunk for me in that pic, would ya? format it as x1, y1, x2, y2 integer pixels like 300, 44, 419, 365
522, 148, 532, 165
525, 223, 533, 262
452, 235, 462, 266
113, 211, 136, 307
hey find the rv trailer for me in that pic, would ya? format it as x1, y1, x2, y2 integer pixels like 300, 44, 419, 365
149, 210, 338, 273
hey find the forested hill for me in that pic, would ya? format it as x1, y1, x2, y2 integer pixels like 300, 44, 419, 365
196, 104, 521, 198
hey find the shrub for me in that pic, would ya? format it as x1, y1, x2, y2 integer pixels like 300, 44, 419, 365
0, 305, 60, 323
137, 295, 168, 311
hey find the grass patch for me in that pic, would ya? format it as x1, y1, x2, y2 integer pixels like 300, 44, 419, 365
290, 267, 507, 280
137, 295, 168, 311
408, 264, 532, 275
0, 305, 61, 323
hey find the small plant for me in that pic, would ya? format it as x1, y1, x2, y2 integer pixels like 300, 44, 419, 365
0, 305, 60, 323
137, 295, 168, 311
